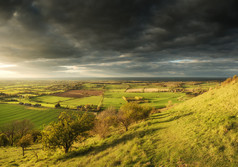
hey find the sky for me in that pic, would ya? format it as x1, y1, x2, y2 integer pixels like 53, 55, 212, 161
0, 0, 238, 78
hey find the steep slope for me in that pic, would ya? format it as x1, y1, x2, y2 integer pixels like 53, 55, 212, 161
60, 81, 238, 166
163, 81, 238, 166
1, 82, 238, 166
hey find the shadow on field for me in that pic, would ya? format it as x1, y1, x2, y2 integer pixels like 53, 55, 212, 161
150, 113, 170, 120
151, 112, 194, 125
150, 112, 170, 120
27, 147, 41, 151
58, 126, 165, 161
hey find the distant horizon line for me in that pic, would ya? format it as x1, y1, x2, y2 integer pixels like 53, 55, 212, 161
0, 76, 229, 78
0, 76, 228, 82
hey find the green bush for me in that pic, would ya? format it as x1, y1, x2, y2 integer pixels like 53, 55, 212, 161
30, 130, 42, 143
55, 102, 61, 108
118, 102, 152, 131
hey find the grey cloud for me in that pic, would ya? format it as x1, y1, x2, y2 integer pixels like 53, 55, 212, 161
0, 0, 238, 77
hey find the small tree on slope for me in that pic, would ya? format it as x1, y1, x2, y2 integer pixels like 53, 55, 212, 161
42, 112, 95, 153
18, 134, 33, 156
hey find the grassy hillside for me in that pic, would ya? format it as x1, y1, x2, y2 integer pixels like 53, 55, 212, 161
1, 82, 238, 166
0, 104, 61, 129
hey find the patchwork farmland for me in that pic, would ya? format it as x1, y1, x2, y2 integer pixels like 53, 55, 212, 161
0, 80, 220, 128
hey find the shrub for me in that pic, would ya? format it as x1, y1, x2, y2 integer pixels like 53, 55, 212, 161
55, 102, 61, 108
93, 106, 118, 138
118, 103, 152, 131
0, 133, 9, 146
30, 130, 42, 143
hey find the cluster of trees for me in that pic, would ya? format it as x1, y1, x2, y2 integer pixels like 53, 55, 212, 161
77, 104, 100, 112
0, 92, 16, 97
0, 93, 19, 102
159, 82, 184, 88
55, 102, 101, 111
122, 96, 148, 103
46, 82, 82, 92
0, 120, 41, 156
0, 102, 152, 155
19, 102, 41, 107
0, 120, 34, 146
94, 103, 152, 137
43, 103, 152, 153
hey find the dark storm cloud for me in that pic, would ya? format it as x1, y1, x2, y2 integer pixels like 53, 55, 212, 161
0, 0, 238, 77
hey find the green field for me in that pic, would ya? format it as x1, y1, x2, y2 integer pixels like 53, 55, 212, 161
0, 103, 61, 129
23, 95, 102, 109
103, 91, 188, 108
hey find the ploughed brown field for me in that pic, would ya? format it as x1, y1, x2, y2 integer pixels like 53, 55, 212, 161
126, 88, 170, 93
53, 90, 103, 98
